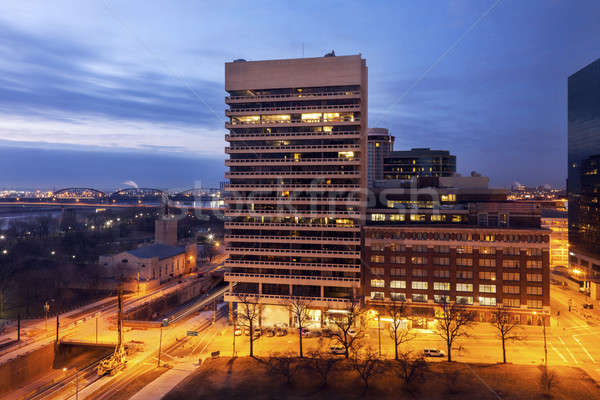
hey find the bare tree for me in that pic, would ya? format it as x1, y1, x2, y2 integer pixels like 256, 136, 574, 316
351, 347, 382, 392
387, 301, 414, 360
235, 294, 261, 358
306, 350, 342, 389
262, 352, 302, 386
288, 297, 312, 357
435, 299, 475, 362
329, 298, 364, 358
395, 351, 428, 388
540, 365, 557, 397
491, 307, 521, 363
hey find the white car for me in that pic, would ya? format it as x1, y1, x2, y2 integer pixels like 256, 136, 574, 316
347, 328, 358, 337
330, 345, 346, 355
423, 348, 445, 357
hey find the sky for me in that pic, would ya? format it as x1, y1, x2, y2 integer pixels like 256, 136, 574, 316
0, 0, 599, 190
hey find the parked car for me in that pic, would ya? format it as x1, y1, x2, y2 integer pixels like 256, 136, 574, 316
347, 328, 358, 337
301, 328, 321, 338
276, 328, 288, 336
330, 345, 346, 355
234, 328, 243, 336
423, 348, 445, 357
243, 328, 251, 336
321, 328, 334, 338
274, 322, 289, 330
265, 328, 275, 337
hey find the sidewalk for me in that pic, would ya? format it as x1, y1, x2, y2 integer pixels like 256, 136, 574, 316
128, 362, 197, 400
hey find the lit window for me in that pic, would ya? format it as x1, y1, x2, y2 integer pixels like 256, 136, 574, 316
434, 295, 451, 303
456, 283, 473, 292
370, 279, 385, 288
479, 284, 496, 293
390, 214, 405, 221
390, 280, 406, 289
479, 297, 496, 306
456, 296, 473, 305
411, 281, 428, 290
390, 293, 406, 301
301, 113, 322, 121
412, 294, 427, 302
338, 151, 355, 159
434, 282, 451, 291
370, 291, 384, 300
371, 214, 385, 222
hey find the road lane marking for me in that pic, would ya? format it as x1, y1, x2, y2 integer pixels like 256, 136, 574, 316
573, 335, 596, 362
558, 336, 578, 364
549, 341, 568, 363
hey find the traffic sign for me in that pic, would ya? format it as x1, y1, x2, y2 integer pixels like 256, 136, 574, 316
187, 330, 198, 336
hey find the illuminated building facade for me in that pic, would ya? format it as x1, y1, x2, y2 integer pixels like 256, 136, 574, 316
384, 148, 456, 180
223, 55, 367, 325
367, 127, 394, 186
363, 178, 551, 325
568, 57, 600, 285
541, 210, 569, 270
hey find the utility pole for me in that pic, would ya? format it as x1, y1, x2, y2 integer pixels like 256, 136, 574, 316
17, 314, 21, 342
543, 316, 548, 367
157, 324, 163, 367
44, 301, 49, 331
56, 313, 60, 343
377, 313, 382, 357
232, 321, 236, 357
96, 315, 99, 344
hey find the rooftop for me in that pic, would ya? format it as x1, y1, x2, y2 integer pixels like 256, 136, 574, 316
127, 243, 185, 260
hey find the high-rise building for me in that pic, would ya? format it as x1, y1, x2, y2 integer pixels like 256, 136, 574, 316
383, 148, 456, 181
367, 127, 394, 186
568, 57, 600, 286
223, 54, 368, 326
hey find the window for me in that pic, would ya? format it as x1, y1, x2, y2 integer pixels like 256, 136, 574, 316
370, 279, 385, 288
412, 269, 427, 278
526, 248, 543, 256
479, 247, 496, 255
526, 260, 542, 269
478, 214, 489, 226
456, 270, 473, 279
504, 248, 520, 256
390, 214, 405, 222
526, 273, 543, 282
390, 243, 406, 252
434, 282, 451, 291
478, 297, 496, 306
391, 256, 406, 264
441, 194, 456, 202
411, 281, 428, 290
433, 257, 450, 265
527, 286, 543, 295
502, 272, 520, 281
391, 268, 406, 276
413, 245, 428, 253
371, 243, 385, 251
479, 284, 496, 293
430, 214, 445, 222
502, 259, 520, 268
390, 292, 406, 301
370, 267, 384, 276
456, 283, 473, 292
456, 246, 473, 254
412, 294, 428, 302
479, 258, 496, 267
434, 245, 449, 253
390, 280, 406, 289
456, 296, 473, 305
504, 298, 520, 308
527, 299, 543, 309
434, 294, 451, 303
371, 214, 385, 222
410, 214, 426, 222
410, 256, 427, 265
370, 255, 385, 263
370, 291, 384, 300
434, 269, 450, 278
503, 285, 520, 294
479, 271, 496, 281
451, 215, 462, 223
456, 258, 473, 266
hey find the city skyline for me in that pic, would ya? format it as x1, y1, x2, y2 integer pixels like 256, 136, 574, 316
1, 1, 599, 188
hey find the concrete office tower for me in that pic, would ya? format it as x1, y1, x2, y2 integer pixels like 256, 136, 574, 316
384, 148, 456, 181
223, 54, 368, 326
367, 127, 394, 186
568, 57, 600, 291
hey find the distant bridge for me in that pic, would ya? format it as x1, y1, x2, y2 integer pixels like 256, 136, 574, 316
53, 187, 107, 200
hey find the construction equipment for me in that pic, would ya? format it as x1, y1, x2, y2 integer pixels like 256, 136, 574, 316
97, 286, 127, 376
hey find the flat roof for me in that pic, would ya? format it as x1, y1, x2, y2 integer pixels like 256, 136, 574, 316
127, 243, 185, 260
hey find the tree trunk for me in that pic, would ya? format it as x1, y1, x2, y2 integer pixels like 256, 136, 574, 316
249, 326, 254, 357
502, 336, 506, 363
447, 341, 452, 362
394, 339, 399, 361
299, 328, 303, 357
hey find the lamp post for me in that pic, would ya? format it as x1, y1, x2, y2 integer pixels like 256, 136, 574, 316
44, 301, 50, 331
377, 313, 382, 357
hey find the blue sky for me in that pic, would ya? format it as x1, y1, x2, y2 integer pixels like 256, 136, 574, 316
0, 0, 599, 189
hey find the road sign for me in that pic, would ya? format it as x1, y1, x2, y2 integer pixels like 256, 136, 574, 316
187, 330, 198, 336
162, 319, 169, 327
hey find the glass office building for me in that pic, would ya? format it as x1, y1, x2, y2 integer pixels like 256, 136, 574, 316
568, 57, 600, 282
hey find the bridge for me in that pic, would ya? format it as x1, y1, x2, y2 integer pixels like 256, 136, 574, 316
53, 187, 107, 200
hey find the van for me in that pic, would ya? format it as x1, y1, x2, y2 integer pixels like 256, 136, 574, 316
423, 349, 445, 357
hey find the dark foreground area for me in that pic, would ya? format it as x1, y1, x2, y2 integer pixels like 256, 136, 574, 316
164, 356, 599, 400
